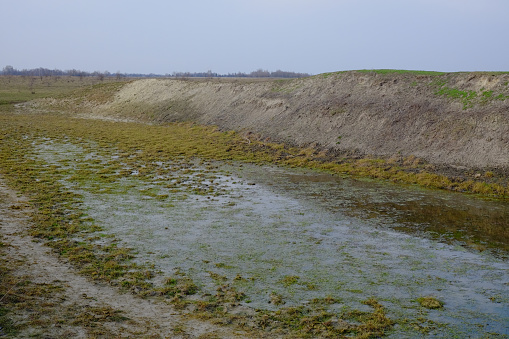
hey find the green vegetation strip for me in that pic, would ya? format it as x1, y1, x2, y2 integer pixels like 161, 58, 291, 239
431, 78, 509, 109
0, 75, 130, 105
357, 69, 446, 76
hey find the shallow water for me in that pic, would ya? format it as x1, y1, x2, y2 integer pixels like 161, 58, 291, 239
241, 165, 509, 257
34, 140, 509, 337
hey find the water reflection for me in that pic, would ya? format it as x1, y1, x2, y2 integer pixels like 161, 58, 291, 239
234, 165, 509, 258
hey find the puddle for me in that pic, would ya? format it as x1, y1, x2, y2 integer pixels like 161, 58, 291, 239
33, 139, 509, 337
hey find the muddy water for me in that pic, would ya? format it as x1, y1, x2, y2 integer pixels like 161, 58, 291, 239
34, 141, 509, 337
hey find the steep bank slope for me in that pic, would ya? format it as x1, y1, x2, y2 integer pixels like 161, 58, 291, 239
43, 71, 509, 173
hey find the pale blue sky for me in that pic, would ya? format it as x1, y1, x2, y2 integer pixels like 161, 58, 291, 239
2, 0, 508, 75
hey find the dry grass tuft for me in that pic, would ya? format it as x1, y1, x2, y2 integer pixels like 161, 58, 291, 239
417, 296, 444, 309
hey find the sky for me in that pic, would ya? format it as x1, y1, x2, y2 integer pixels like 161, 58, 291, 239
1, 0, 508, 75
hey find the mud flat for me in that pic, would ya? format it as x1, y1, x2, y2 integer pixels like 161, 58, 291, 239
29, 133, 509, 337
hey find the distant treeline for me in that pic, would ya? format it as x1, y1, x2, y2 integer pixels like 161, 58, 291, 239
1, 65, 123, 78
171, 69, 311, 78
1, 65, 310, 79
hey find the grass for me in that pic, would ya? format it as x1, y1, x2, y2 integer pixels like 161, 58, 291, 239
0, 240, 129, 337
417, 296, 444, 309
323, 69, 506, 77
434, 85, 478, 109
0, 116, 154, 290
0, 75, 130, 105
356, 69, 447, 76
279, 275, 300, 287
431, 78, 509, 109
0, 111, 401, 337
253, 297, 394, 337
319, 69, 447, 77
0, 261, 19, 337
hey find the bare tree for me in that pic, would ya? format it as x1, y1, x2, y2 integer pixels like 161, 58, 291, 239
94, 71, 105, 81
29, 77, 36, 94
2, 65, 15, 75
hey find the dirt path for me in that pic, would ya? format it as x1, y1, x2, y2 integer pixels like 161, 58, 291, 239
0, 177, 250, 338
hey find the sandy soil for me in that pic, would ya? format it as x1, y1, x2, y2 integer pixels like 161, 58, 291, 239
82, 72, 509, 173
26, 71, 509, 183
0, 176, 250, 338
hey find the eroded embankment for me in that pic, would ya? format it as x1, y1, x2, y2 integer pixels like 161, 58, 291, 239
28, 71, 509, 194
70, 72, 509, 171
